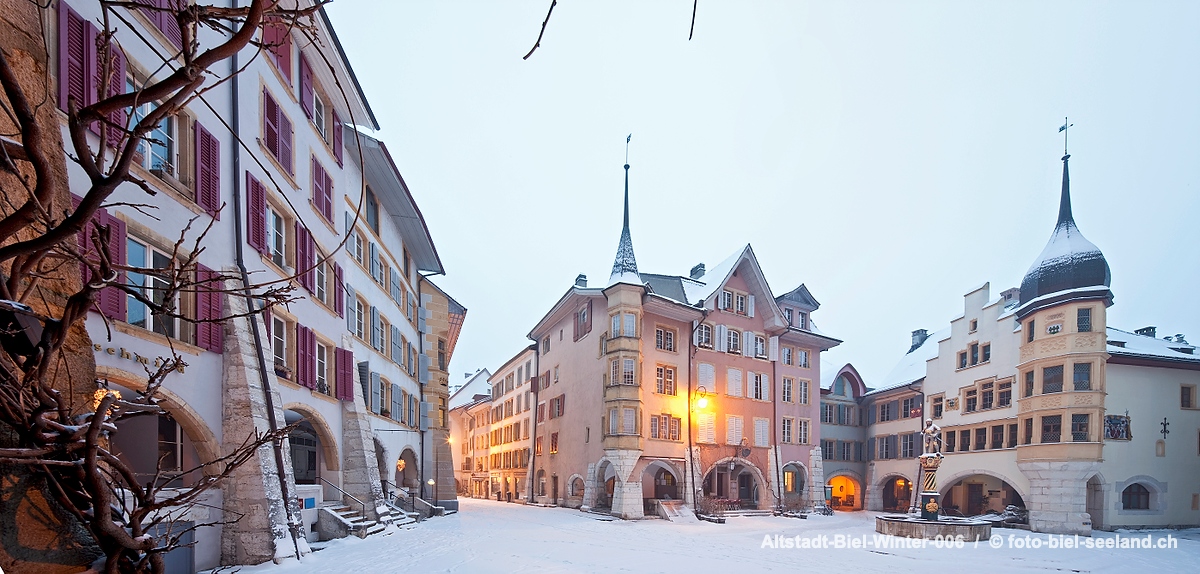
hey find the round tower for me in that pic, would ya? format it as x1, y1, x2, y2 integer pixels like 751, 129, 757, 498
1014, 153, 1111, 536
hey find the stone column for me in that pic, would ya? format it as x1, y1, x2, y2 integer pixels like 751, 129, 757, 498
1018, 460, 1097, 535
338, 369, 387, 523
606, 450, 643, 519
809, 448, 825, 506
581, 462, 597, 512
865, 463, 882, 511
220, 288, 303, 565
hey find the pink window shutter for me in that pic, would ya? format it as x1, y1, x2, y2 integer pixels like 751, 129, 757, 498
279, 113, 294, 174
332, 110, 343, 166
196, 263, 223, 353
246, 173, 267, 254
58, 3, 92, 113
98, 211, 127, 321
322, 172, 334, 221
195, 122, 221, 219
299, 55, 314, 119
104, 44, 127, 148
263, 88, 279, 158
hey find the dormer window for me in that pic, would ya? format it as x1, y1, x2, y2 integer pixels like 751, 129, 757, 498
735, 293, 747, 315
784, 308, 793, 325
798, 312, 808, 329
720, 290, 733, 310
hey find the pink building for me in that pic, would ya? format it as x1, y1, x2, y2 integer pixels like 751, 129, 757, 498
512, 162, 840, 518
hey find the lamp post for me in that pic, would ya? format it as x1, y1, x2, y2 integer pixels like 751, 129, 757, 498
690, 386, 711, 504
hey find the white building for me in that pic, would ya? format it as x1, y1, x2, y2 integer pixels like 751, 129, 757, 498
54, 1, 460, 570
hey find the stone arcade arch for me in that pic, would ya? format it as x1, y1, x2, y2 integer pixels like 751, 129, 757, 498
780, 461, 810, 507
702, 457, 769, 510
826, 472, 862, 510
638, 460, 682, 502
282, 403, 341, 487
591, 459, 617, 509
875, 473, 915, 513
937, 469, 1027, 516
396, 447, 419, 490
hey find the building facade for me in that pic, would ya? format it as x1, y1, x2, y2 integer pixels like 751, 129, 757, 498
50, 1, 463, 570
456, 162, 840, 519
850, 153, 1200, 534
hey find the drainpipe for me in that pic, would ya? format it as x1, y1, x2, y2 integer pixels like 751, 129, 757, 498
686, 308, 710, 508
771, 339, 783, 509
228, 4, 301, 559
526, 343, 539, 503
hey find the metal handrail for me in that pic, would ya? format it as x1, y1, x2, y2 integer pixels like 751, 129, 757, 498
318, 477, 367, 524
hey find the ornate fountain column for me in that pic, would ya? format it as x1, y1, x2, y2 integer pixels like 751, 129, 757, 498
918, 454, 943, 520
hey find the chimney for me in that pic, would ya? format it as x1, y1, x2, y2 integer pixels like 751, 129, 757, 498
689, 263, 706, 280
575, 274, 587, 287
1135, 326, 1156, 338
1000, 287, 1020, 303
909, 329, 929, 353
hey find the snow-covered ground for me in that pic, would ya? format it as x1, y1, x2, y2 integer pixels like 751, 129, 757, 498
225, 498, 1200, 573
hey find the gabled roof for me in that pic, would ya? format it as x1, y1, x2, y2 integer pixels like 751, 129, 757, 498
866, 327, 949, 397
344, 128, 444, 274
317, 6, 379, 130
776, 284, 820, 311
641, 273, 689, 304
1107, 327, 1199, 367
449, 368, 492, 410
822, 363, 869, 399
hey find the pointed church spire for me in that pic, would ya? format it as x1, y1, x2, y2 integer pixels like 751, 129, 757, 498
608, 135, 641, 286
1057, 153, 1073, 227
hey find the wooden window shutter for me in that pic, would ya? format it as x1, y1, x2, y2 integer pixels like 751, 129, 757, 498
390, 269, 402, 304
293, 222, 308, 291
295, 324, 310, 388
572, 308, 580, 341
279, 112, 294, 174
322, 171, 334, 221
742, 330, 753, 357
195, 263, 223, 353
332, 110, 344, 166
747, 295, 755, 317
370, 372, 382, 413
195, 121, 221, 218
391, 384, 403, 420
57, 2, 93, 113
334, 347, 353, 401
245, 173, 267, 253
299, 55, 314, 119
101, 43, 126, 147
152, 0, 184, 49
311, 157, 324, 215
264, 18, 292, 84
391, 325, 402, 363
369, 306, 380, 349
96, 211, 127, 321
344, 284, 356, 332
333, 263, 344, 317
262, 88, 279, 158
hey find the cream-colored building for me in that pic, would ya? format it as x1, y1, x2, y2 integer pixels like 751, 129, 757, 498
852, 153, 1200, 534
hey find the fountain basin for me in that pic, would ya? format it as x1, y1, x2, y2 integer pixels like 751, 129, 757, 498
875, 515, 991, 540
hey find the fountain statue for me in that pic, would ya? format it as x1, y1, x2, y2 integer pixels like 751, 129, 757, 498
918, 419, 943, 520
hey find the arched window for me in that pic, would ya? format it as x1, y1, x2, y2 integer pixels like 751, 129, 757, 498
833, 376, 846, 396
1122, 483, 1150, 510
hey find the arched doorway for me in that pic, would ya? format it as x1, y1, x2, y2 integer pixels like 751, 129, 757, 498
284, 412, 322, 485
781, 463, 807, 507
395, 448, 418, 490
109, 403, 205, 487
702, 459, 766, 510
881, 476, 913, 512
536, 469, 546, 497
594, 460, 616, 509
639, 461, 681, 503
1086, 475, 1104, 529
941, 474, 1025, 516
828, 475, 861, 510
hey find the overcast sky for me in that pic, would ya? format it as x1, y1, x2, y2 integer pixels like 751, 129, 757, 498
325, 0, 1200, 387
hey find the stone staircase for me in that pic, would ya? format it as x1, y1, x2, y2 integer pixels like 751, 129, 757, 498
321, 502, 413, 538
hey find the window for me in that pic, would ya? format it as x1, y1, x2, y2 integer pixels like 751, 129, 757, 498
970, 343, 979, 365
901, 396, 920, 418
553, 366, 559, 384
797, 312, 808, 329
981, 382, 994, 410
751, 373, 767, 400
655, 366, 676, 395
1043, 365, 1064, 393
542, 336, 550, 354
797, 419, 810, 444
1027, 320, 1035, 343
945, 430, 956, 452
1041, 415, 1062, 443
438, 339, 446, 371
655, 327, 675, 352
1077, 308, 1092, 332
650, 414, 682, 441
958, 351, 968, 369
900, 433, 916, 458
796, 350, 810, 368
312, 92, 326, 139
726, 329, 741, 354
612, 312, 636, 337
1024, 418, 1033, 445
799, 380, 809, 404
1074, 363, 1092, 391
754, 336, 766, 358
782, 378, 793, 403
782, 347, 793, 365
126, 237, 179, 338
965, 390, 977, 413
726, 415, 744, 445
782, 418, 794, 443
614, 358, 635, 385
1122, 484, 1150, 510
535, 436, 543, 455
1071, 414, 1089, 441
623, 408, 636, 434
262, 88, 293, 174
697, 413, 716, 443
982, 344, 991, 363
267, 206, 287, 268
271, 316, 288, 372
784, 308, 793, 325
720, 290, 733, 311
959, 430, 971, 451
158, 416, 183, 473
350, 231, 364, 264
697, 324, 713, 348
353, 298, 365, 339
1024, 371, 1034, 397
878, 436, 894, 459
1008, 423, 1018, 448
975, 428, 987, 450
820, 404, 834, 424
735, 293, 747, 315
315, 342, 330, 395
969, 319, 978, 332
931, 395, 943, 419
878, 401, 896, 422
550, 432, 558, 454
992, 425, 1005, 449
998, 381, 1012, 407
1184, 385, 1197, 409
314, 251, 328, 304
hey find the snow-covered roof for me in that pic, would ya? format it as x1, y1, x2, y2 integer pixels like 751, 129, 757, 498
1107, 328, 1198, 363
686, 247, 746, 306
449, 369, 492, 410
820, 358, 838, 390
866, 328, 949, 396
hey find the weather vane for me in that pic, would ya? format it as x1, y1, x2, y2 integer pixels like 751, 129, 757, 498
1058, 117, 1074, 156
625, 134, 632, 166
